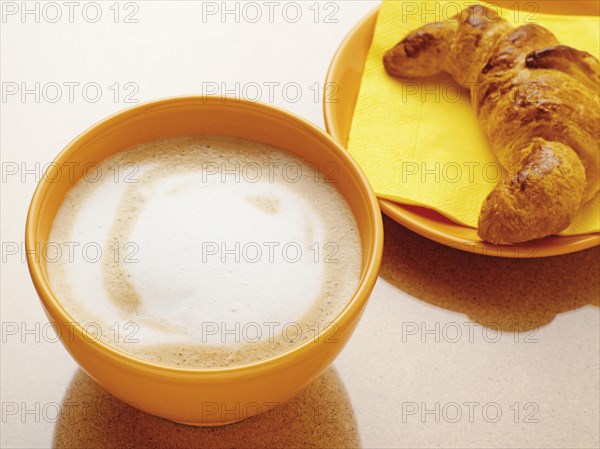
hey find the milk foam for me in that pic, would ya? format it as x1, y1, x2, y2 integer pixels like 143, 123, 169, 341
47, 136, 362, 368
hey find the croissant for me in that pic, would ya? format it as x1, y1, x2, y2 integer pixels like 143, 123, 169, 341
383, 4, 600, 244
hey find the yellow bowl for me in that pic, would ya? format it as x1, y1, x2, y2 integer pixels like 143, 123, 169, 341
25, 96, 384, 426
323, 1, 600, 258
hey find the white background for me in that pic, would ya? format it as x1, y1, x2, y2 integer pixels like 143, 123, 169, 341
1, 1, 599, 448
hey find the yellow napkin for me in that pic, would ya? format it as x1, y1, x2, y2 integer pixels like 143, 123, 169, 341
348, 0, 600, 234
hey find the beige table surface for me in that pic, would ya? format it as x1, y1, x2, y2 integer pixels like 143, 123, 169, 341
1, 1, 599, 448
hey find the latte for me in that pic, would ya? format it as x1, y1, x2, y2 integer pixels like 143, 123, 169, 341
47, 135, 362, 368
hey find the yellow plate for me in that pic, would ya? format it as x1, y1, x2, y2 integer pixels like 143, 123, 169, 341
323, 2, 600, 258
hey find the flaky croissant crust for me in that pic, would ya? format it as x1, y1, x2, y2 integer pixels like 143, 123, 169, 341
384, 4, 599, 244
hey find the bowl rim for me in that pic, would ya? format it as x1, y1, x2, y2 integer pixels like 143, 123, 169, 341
25, 95, 384, 378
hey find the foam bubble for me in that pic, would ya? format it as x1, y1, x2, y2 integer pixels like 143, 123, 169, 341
47, 135, 362, 368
